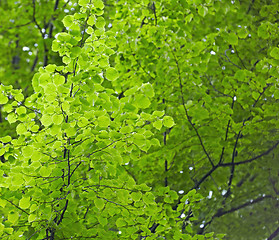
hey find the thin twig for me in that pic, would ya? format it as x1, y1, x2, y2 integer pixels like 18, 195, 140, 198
225, 131, 241, 197
170, 49, 214, 168
220, 141, 279, 167
4, 198, 29, 215
199, 194, 273, 234
224, 49, 241, 69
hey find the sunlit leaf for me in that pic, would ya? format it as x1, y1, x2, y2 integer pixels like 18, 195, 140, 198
19, 197, 30, 209
106, 67, 119, 81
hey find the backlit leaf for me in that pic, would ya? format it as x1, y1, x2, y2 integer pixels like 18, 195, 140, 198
41, 114, 53, 127
134, 94, 151, 109
97, 115, 110, 128
106, 67, 119, 81
270, 47, 279, 59
94, 0, 104, 9
0, 94, 8, 104
40, 166, 51, 177
116, 218, 126, 227
95, 16, 105, 28
94, 198, 105, 210
19, 197, 30, 209
162, 116, 175, 128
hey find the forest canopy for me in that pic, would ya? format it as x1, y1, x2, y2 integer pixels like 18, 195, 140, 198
0, 0, 279, 239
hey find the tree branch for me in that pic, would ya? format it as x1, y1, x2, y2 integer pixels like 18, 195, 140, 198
151, 2, 157, 25
199, 194, 273, 234
32, 0, 48, 66
268, 225, 279, 240
4, 198, 29, 215
218, 97, 235, 164
225, 130, 241, 197
194, 166, 218, 190
224, 49, 242, 69
220, 141, 279, 167
171, 49, 214, 168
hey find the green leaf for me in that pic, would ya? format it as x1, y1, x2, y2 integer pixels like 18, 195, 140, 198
41, 114, 53, 127
134, 94, 151, 109
98, 216, 108, 226
28, 214, 36, 223
94, 0, 104, 9
0, 136, 11, 143
191, 107, 209, 120
150, 138, 160, 146
169, 190, 179, 200
123, 102, 137, 112
0, 94, 8, 104
70, 46, 82, 58
120, 125, 133, 134
141, 83, 154, 97
274, 89, 279, 99
270, 47, 279, 59
40, 166, 51, 177
138, 183, 151, 191
116, 218, 127, 227
8, 212, 19, 224
39, 73, 50, 82
62, 101, 70, 112
14, 92, 24, 102
97, 115, 110, 128
124, 86, 139, 96
162, 116, 175, 128
198, 5, 208, 17
252, 91, 260, 100
78, 116, 89, 127
52, 40, 60, 52
227, 32, 238, 45
16, 123, 27, 135
152, 110, 165, 117
16, 106, 26, 115
78, 0, 89, 7
19, 197, 30, 209
237, 28, 248, 38
234, 70, 246, 81
153, 120, 162, 130
87, 15, 96, 26
52, 114, 64, 125
131, 192, 142, 202
86, 26, 93, 34
57, 32, 71, 42
31, 125, 40, 132
54, 75, 65, 85
185, 13, 193, 23
94, 198, 105, 210
106, 67, 119, 81
62, 15, 74, 28
22, 146, 33, 158
142, 192, 155, 205
65, 127, 76, 137
0, 148, 5, 156
258, 23, 269, 39
95, 16, 105, 28
0, 223, 4, 235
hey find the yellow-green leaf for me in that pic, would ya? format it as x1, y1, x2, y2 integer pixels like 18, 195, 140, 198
19, 197, 30, 209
